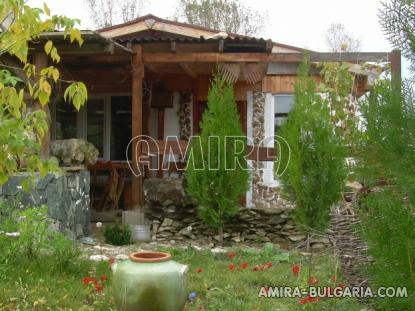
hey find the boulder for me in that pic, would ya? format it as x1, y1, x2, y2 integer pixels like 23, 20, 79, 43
50, 139, 99, 166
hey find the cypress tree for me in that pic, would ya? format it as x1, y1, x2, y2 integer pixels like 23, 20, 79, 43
278, 58, 347, 240
186, 74, 249, 245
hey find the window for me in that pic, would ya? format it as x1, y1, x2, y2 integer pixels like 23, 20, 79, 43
52, 94, 131, 161
86, 99, 105, 158
55, 99, 78, 140
274, 95, 294, 132
110, 96, 132, 161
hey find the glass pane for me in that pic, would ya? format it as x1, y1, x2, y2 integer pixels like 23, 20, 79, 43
55, 99, 77, 140
87, 99, 105, 158
275, 95, 294, 114
111, 96, 132, 161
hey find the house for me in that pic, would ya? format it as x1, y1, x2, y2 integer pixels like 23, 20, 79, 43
29, 14, 398, 216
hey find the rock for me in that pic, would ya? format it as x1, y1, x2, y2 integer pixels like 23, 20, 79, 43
89, 255, 109, 262
232, 236, 241, 243
211, 247, 227, 254
288, 234, 307, 242
178, 226, 193, 237
311, 243, 325, 250
50, 139, 98, 166
161, 218, 174, 227
79, 237, 96, 245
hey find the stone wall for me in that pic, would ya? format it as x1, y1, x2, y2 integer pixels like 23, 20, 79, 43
0, 169, 90, 239
251, 91, 291, 210
143, 178, 330, 249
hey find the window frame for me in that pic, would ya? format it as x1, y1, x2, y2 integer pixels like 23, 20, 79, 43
51, 93, 130, 161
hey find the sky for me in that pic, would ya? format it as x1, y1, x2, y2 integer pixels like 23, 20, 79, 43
27, 0, 409, 74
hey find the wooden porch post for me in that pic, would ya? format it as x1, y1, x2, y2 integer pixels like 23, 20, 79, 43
131, 44, 144, 208
34, 52, 50, 159
391, 49, 401, 89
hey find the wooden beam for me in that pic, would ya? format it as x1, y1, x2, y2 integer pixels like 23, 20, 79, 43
145, 63, 159, 74
143, 52, 391, 63
180, 63, 197, 79
33, 43, 115, 55
218, 39, 225, 53
34, 52, 50, 159
131, 44, 144, 208
170, 41, 177, 53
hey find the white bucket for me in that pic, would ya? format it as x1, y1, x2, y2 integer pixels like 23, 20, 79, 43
131, 224, 151, 242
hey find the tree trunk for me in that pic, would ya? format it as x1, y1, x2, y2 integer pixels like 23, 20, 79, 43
219, 225, 224, 246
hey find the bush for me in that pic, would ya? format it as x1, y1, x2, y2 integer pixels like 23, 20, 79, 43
103, 223, 131, 246
0, 201, 81, 265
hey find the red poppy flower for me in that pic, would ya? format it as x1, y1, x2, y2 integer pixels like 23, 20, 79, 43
95, 283, 104, 292
266, 262, 273, 268
292, 264, 300, 277
299, 298, 307, 305
82, 277, 91, 285
100, 275, 108, 282
241, 262, 248, 269
228, 263, 235, 271
308, 277, 318, 285
196, 268, 203, 273
330, 275, 337, 282
227, 252, 236, 260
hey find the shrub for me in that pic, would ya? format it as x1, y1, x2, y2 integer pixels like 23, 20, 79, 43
50, 232, 81, 269
185, 74, 249, 244
103, 223, 131, 246
278, 58, 347, 237
356, 80, 415, 310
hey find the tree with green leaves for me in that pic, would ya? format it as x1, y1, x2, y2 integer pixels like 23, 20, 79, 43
173, 0, 267, 36
278, 58, 347, 244
0, 0, 87, 186
356, 80, 415, 310
380, 0, 415, 74
186, 74, 249, 245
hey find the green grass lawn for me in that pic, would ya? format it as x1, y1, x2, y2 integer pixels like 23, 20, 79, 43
0, 244, 364, 311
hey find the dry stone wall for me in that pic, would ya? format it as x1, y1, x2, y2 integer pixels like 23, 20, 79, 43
0, 170, 90, 239
143, 178, 330, 249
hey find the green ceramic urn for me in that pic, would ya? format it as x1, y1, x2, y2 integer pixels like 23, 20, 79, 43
111, 252, 188, 311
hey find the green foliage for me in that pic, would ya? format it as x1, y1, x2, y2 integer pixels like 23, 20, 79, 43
380, 0, 415, 74
278, 58, 347, 233
0, 201, 81, 268
186, 74, 249, 241
359, 190, 415, 310
319, 63, 357, 140
103, 223, 131, 246
173, 0, 267, 36
0, 0, 88, 185
49, 231, 81, 270
356, 80, 415, 310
